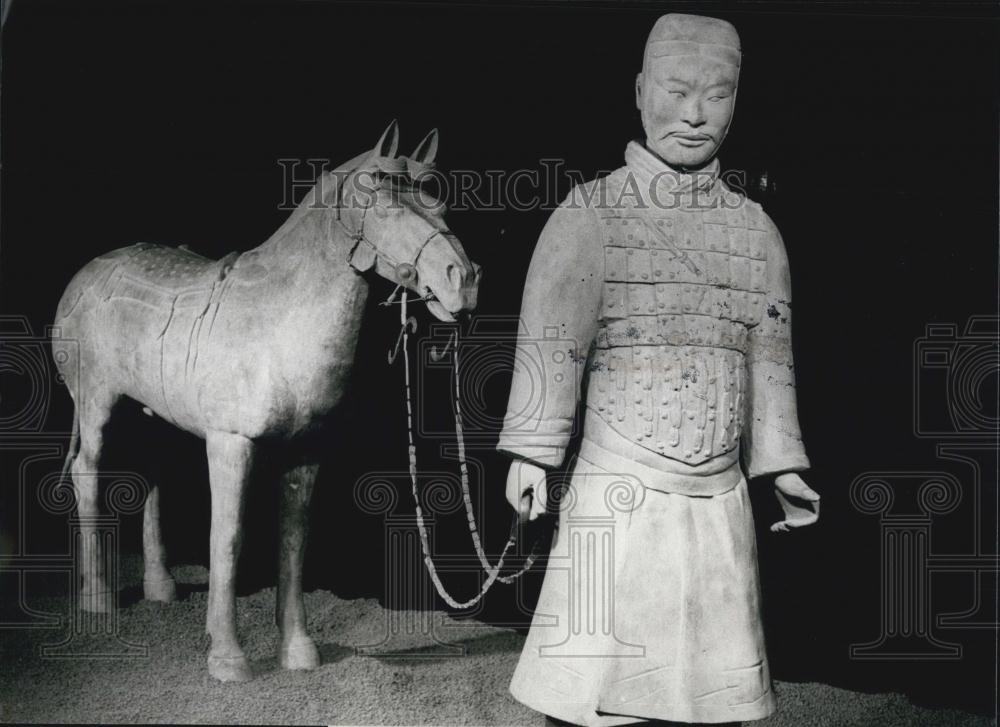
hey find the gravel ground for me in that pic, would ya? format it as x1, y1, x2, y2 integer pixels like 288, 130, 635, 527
0, 561, 993, 726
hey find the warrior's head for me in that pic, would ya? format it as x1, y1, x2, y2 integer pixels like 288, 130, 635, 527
636, 14, 741, 170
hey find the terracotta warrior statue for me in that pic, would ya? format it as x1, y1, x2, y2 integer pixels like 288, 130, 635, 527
497, 13, 820, 726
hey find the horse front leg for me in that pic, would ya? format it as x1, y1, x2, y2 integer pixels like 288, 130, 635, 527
277, 461, 321, 670
142, 482, 177, 602
205, 430, 255, 682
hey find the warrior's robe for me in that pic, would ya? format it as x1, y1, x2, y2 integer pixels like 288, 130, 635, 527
497, 141, 809, 725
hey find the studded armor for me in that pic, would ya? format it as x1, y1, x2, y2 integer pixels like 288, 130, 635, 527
498, 141, 809, 479
588, 164, 768, 466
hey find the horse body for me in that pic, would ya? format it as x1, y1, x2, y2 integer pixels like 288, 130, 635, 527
51, 122, 478, 681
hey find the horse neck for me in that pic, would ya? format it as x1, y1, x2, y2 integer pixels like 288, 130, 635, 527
252, 151, 369, 268
252, 172, 369, 309
254, 171, 345, 270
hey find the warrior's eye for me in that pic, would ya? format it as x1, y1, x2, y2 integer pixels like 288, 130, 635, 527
668, 90, 686, 99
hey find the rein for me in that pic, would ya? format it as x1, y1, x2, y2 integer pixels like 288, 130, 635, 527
393, 290, 538, 608
336, 163, 538, 605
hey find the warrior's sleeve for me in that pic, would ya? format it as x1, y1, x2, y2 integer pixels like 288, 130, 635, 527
742, 213, 811, 479
496, 188, 604, 468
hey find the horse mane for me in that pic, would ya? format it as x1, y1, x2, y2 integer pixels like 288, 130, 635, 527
259, 150, 371, 251
256, 146, 443, 259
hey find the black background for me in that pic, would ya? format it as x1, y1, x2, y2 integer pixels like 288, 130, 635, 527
1, 0, 997, 718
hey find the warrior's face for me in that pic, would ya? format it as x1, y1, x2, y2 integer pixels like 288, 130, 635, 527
636, 54, 739, 169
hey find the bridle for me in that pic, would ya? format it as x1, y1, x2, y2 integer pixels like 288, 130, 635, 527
335, 162, 455, 299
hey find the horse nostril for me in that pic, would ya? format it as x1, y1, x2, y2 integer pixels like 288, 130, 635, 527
447, 263, 462, 288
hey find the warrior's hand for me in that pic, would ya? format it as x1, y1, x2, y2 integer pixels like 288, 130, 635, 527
770, 472, 820, 533
506, 460, 548, 523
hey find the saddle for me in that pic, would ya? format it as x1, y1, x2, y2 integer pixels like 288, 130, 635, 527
123, 243, 240, 293
91, 243, 241, 327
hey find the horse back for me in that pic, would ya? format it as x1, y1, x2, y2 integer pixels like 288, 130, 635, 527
53, 243, 240, 431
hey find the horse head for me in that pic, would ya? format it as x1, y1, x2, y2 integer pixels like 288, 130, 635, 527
336, 121, 481, 322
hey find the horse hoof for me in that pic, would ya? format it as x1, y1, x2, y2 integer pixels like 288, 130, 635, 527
80, 590, 114, 613
143, 577, 177, 603
279, 635, 320, 671
208, 654, 253, 682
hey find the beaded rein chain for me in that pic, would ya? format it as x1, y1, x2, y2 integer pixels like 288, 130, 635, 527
385, 289, 539, 609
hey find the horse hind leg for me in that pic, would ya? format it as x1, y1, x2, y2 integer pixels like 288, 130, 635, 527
71, 391, 118, 613
142, 481, 176, 602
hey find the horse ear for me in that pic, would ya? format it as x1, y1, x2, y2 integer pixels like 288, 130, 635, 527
373, 119, 400, 158
410, 129, 439, 165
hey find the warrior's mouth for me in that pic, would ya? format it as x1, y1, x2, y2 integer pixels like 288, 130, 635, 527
673, 133, 712, 145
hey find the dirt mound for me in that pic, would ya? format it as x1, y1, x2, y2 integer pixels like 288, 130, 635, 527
0, 560, 991, 725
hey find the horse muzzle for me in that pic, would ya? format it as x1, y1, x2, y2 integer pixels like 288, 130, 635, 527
426, 299, 458, 322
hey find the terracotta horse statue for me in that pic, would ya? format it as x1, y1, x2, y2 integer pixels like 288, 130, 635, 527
51, 121, 480, 681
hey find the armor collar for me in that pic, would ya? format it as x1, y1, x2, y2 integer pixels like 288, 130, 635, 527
624, 140, 720, 210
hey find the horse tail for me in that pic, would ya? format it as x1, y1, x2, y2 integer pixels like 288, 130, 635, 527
60, 404, 80, 486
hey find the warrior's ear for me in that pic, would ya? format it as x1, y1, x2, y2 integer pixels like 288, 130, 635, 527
410, 129, 438, 165
373, 119, 400, 158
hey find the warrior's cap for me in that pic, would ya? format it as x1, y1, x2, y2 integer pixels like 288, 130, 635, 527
643, 13, 741, 71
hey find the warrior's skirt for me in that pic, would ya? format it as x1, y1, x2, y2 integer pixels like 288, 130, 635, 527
509, 430, 775, 725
